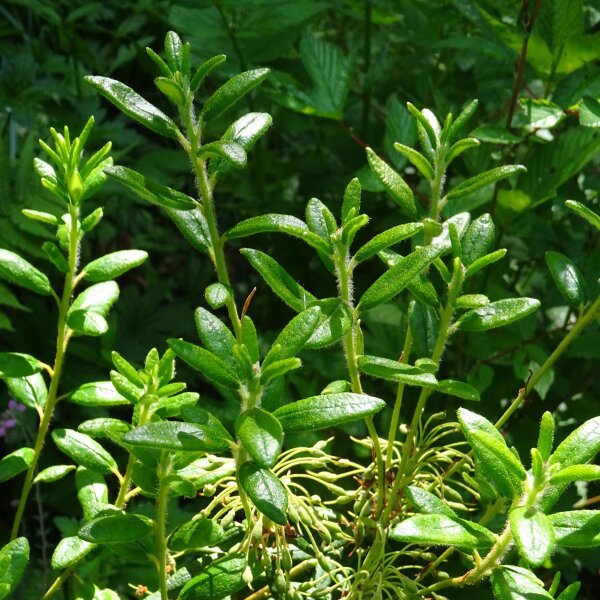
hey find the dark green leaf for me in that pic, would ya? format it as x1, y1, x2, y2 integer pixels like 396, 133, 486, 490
520, 98, 565, 129
0, 448, 34, 483
0, 249, 52, 295
342, 178, 361, 223
565, 200, 600, 231
190, 54, 227, 92
78, 418, 131, 441
436, 379, 480, 401
273, 392, 385, 432
445, 138, 480, 163
0, 353, 42, 379
354, 222, 423, 263
456, 298, 540, 331
239, 461, 288, 524
446, 165, 526, 200
260, 357, 302, 385
52, 429, 118, 475
79, 513, 153, 543
194, 308, 239, 374
165, 207, 211, 253
236, 408, 283, 468
164, 31, 182, 71
448, 99, 478, 142
83, 250, 148, 282
556, 582, 582, 600
393, 143, 434, 179
170, 518, 226, 552
84, 76, 179, 139
198, 141, 246, 168
465, 248, 507, 278
202, 68, 270, 121
404, 486, 457, 517
461, 213, 495, 266
510, 507, 555, 566
580, 96, 600, 128
304, 297, 352, 349
51, 536, 95, 570
545, 251, 585, 307
357, 355, 437, 387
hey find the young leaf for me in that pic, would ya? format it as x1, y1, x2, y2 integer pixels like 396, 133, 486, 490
241, 316, 260, 364
359, 244, 444, 311
549, 416, 600, 469
273, 393, 385, 432
263, 306, 321, 367
354, 222, 423, 263
458, 408, 526, 499
67, 281, 119, 336
236, 408, 283, 468
549, 465, 600, 486
545, 251, 586, 308
79, 514, 153, 544
109, 372, 141, 405
42, 242, 69, 273
261, 357, 302, 385
465, 248, 507, 278
69, 381, 129, 406
197, 141, 246, 168
78, 418, 131, 441
389, 514, 495, 550
164, 31, 182, 71
537, 411, 555, 461
84, 76, 180, 139
239, 461, 288, 525
491, 565, 553, 600
342, 178, 362, 224
190, 54, 227, 92
0, 538, 29, 594
33, 464, 76, 484
0, 249, 52, 295
204, 283, 232, 310
446, 165, 526, 200
447, 99, 478, 141
167, 338, 241, 389
445, 138, 480, 163
404, 486, 457, 517
194, 307, 240, 374
105, 165, 196, 210
51, 536, 95, 570
122, 420, 233, 453
456, 298, 540, 332
0, 448, 35, 483
165, 207, 211, 254
169, 518, 226, 552
52, 429, 118, 475
565, 200, 600, 231
76, 467, 109, 521
83, 250, 148, 282
226, 214, 331, 255
455, 294, 490, 309
5, 373, 47, 408
510, 507, 555, 566
366, 148, 417, 218
304, 297, 352, 349
202, 68, 270, 121
0, 353, 42, 378
549, 511, 600, 547
461, 213, 495, 266
393, 143, 434, 180
557, 582, 582, 600
357, 355, 437, 388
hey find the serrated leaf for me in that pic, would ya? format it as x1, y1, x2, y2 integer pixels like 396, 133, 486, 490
357, 355, 437, 387
83, 250, 148, 282
106, 165, 196, 210
389, 514, 495, 550
0, 249, 52, 295
52, 429, 117, 474
0, 448, 34, 483
359, 244, 444, 310
226, 214, 331, 254
545, 251, 585, 307
85, 76, 179, 139
510, 507, 555, 566
456, 298, 540, 331
79, 513, 153, 543
123, 420, 232, 453
239, 461, 287, 524
366, 148, 417, 218
236, 408, 283, 469
273, 392, 385, 432
202, 68, 270, 121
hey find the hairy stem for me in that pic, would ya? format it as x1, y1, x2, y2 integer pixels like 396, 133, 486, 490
155, 454, 173, 600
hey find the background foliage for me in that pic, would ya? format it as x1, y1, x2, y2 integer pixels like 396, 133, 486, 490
1, 0, 599, 597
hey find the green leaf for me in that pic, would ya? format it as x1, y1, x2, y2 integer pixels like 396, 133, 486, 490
448, 99, 479, 142
0, 249, 52, 295
190, 54, 226, 92
273, 392, 385, 432
211, 113, 273, 174
455, 294, 490, 309
52, 429, 118, 475
236, 408, 283, 468
155, 77, 185, 106
202, 68, 270, 121
105, 165, 196, 210
263, 306, 321, 367
241, 316, 259, 364
436, 379, 480, 401
389, 514, 495, 550
204, 283, 232, 310
5, 373, 47, 408
42, 241, 69, 273
79, 513, 153, 544
167, 338, 241, 389
112, 351, 144, 386
354, 222, 423, 263
194, 307, 240, 374
170, 518, 226, 552
359, 244, 444, 311
549, 416, 600, 469
0, 448, 35, 483
78, 418, 131, 441
366, 148, 417, 218
198, 141, 246, 168
51, 536, 95, 570
461, 213, 495, 266
67, 281, 119, 336
0, 538, 29, 593
550, 511, 600, 547
565, 200, 600, 231
458, 408, 526, 499
34, 464, 76, 484
239, 461, 288, 525
240, 248, 315, 312
393, 143, 434, 179
260, 357, 302, 385
83, 250, 148, 282
404, 486, 457, 517
446, 165, 526, 201
84, 76, 179, 139
510, 507, 555, 566
520, 98, 565, 129
537, 411, 555, 461
579, 96, 600, 128
357, 355, 437, 388
226, 214, 331, 255
445, 138, 480, 163
537, 0, 582, 56
556, 582, 582, 600
545, 251, 585, 308
123, 420, 232, 453
69, 381, 129, 406
490, 565, 553, 600
465, 248, 507, 278
550, 464, 600, 485
472, 125, 522, 145
0, 353, 42, 378
76, 467, 109, 521
178, 554, 257, 600
165, 207, 211, 253
456, 298, 540, 332
342, 178, 361, 223
164, 31, 183, 71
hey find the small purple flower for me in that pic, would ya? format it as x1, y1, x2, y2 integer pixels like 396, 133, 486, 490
8, 400, 25, 413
